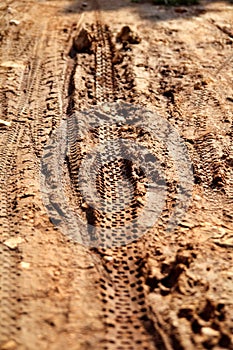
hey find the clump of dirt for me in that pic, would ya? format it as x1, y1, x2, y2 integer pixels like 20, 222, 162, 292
73, 28, 93, 53
116, 25, 141, 44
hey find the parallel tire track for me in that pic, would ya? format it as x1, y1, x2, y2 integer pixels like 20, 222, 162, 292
65, 20, 171, 349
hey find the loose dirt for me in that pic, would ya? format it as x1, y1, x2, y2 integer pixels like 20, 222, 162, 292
0, 0, 232, 349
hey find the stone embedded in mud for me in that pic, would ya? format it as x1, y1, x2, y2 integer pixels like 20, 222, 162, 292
116, 25, 141, 44
73, 28, 92, 53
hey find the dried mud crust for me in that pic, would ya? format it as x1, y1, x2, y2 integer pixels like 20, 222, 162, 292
0, 0, 233, 350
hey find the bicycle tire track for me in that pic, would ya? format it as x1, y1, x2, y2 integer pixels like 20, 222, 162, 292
63, 17, 173, 349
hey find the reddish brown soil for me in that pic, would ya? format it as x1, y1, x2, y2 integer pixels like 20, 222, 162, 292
0, 0, 232, 349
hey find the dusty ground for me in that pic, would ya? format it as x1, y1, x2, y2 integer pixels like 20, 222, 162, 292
0, 0, 232, 349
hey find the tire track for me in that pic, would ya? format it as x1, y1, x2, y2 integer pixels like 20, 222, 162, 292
63, 15, 172, 349
28, 19, 70, 156
0, 5, 72, 347
0, 122, 25, 347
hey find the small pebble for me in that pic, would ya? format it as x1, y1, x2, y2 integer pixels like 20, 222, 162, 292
1, 340, 17, 350
201, 327, 219, 337
4, 237, 24, 249
0, 119, 11, 127
19, 261, 30, 269
7, 7, 15, 14
104, 255, 113, 262
9, 19, 20, 25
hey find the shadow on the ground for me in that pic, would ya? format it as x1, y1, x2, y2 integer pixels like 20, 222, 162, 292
62, 0, 233, 23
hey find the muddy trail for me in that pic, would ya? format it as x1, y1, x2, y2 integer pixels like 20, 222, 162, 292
0, 0, 233, 349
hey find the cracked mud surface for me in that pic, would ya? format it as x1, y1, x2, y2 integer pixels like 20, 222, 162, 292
0, 0, 232, 349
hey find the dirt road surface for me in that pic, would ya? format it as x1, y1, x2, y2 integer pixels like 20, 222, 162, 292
0, 0, 232, 349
